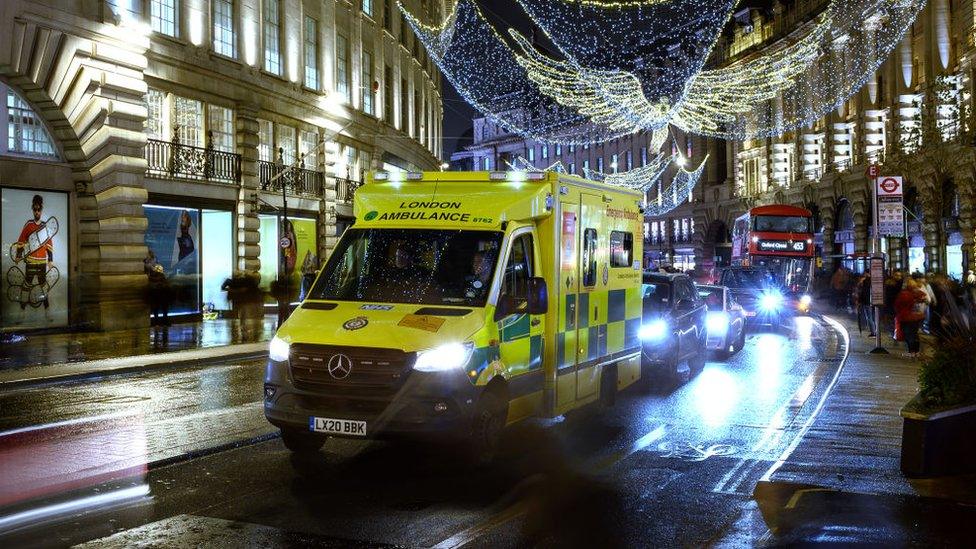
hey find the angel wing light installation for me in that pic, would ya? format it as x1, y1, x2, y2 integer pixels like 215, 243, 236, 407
404, 0, 927, 214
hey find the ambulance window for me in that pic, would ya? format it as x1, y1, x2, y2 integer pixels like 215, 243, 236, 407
610, 231, 633, 267
502, 233, 534, 303
582, 228, 597, 287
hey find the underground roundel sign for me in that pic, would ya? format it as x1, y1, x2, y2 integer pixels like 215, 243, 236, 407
877, 176, 902, 197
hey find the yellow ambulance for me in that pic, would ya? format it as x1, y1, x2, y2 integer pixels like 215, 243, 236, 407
264, 170, 645, 457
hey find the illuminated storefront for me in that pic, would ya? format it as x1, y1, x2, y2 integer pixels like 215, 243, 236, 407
258, 213, 319, 305
143, 205, 234, 316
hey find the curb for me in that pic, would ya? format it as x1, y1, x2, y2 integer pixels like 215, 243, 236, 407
0, 342, 269, 390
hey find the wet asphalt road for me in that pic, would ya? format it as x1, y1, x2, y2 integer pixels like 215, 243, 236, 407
1, 316, 844, 548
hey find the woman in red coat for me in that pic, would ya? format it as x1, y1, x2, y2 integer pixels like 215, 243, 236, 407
894, 278, 928, 358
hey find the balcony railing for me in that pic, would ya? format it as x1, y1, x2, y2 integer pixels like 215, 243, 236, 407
146, 138, 241, 183
335, 177, 361, 203
259, 160, 323, 198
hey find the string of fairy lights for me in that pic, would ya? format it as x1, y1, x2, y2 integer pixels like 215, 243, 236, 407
402, 0, 928, 214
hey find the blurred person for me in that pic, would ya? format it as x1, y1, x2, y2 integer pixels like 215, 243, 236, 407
855, 271, 876, 336
895, 278, 928, 359
145, 251, 170, 326
883, 271, 904, 332
918, 273, 936, 334
223, 271, 263, 342
298, 251, 318, 301
831, 265, 851, 309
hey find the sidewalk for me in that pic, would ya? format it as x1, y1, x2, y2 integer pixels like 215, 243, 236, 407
751, 308, 976, 544
0, 317, 275, 388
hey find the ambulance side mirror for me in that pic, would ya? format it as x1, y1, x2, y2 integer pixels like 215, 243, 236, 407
527, 277, 548, 315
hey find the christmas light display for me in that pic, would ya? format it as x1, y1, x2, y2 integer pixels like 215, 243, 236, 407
404, 0, 927, 213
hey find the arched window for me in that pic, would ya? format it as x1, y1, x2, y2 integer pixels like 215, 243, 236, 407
1, 83, 58, 159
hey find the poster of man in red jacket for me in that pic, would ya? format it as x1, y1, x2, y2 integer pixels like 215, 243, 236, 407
3, 189, 66, 328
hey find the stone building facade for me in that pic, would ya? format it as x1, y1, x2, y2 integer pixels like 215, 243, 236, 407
0, 0, 444, 332
654, 0, 976, 280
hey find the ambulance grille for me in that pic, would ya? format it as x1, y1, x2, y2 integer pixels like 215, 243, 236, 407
289, 344, 415, 397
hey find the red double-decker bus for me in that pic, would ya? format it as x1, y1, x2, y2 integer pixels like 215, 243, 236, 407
731, 205, 815, 307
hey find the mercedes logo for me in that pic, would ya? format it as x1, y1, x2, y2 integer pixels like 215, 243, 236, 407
327, 353, 353, 380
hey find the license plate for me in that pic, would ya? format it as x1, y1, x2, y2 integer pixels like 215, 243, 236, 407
309, 416, 367, 436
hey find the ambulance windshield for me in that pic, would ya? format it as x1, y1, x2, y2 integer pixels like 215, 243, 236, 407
309, 228, 504, 306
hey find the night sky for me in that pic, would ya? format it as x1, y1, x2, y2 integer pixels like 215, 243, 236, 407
440, 0, 784, 159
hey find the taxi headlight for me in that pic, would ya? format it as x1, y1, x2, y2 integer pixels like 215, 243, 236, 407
639, 319, 669, 341
706, 312, 730, 336
269, 336, 290, 362
414, 342, 475, 372
800, 294, 812, 306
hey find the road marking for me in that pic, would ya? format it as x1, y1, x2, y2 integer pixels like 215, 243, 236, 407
712, 316, 848, 494
760, 315, 849, 482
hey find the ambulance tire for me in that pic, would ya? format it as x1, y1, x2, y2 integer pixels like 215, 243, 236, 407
469, 389, 507, 464
688, 349, 706, 377
280, 428, 326, 454
600, 364, 617, 408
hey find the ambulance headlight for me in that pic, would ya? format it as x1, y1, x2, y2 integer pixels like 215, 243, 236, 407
639, 320, 669, 342
800, 294, 812, 306
706, 312, 730, 336
269, 336, 290, 362
414, 342, 475, 372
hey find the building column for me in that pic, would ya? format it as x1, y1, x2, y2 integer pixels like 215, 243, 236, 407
236, 105, 261, 273
851, 186, 870, 255
958, 176, 976, 274
818, 190, 836, 270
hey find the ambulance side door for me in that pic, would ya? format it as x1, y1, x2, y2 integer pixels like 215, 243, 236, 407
496, 229, 545, 410
556, 202, 580, 410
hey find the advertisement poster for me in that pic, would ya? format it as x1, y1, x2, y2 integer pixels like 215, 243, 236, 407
144, 205, 200, 315
259, 214, 317, 303
1, 188, 69, 329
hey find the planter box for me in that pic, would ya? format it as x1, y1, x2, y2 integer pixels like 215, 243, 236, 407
901, 397, 976, 478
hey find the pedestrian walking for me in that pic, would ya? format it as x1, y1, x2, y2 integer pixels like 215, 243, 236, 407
894, 278, 927, 359
222, 271, 263, 342
144, 250, 170, 326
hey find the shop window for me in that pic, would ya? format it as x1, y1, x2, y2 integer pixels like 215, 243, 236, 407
151, 0, 178, 37
336, 34, 351, 102
263, 0, 281, 75
6, 90, 56, 158
212, 0, 235, 58
207, 105, 234, 152
258, 119, 273, 162
582, 228, 598, 287
610, 231, 633, 267
303, 16, 319, 90
1, 188, 70, 329
258, 214, 319, 304
143, 205, 235, 316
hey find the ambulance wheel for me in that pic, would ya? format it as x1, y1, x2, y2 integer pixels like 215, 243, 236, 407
280, 428, 326, 454
688, 350, 706, 377
469, 390, 507, 464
